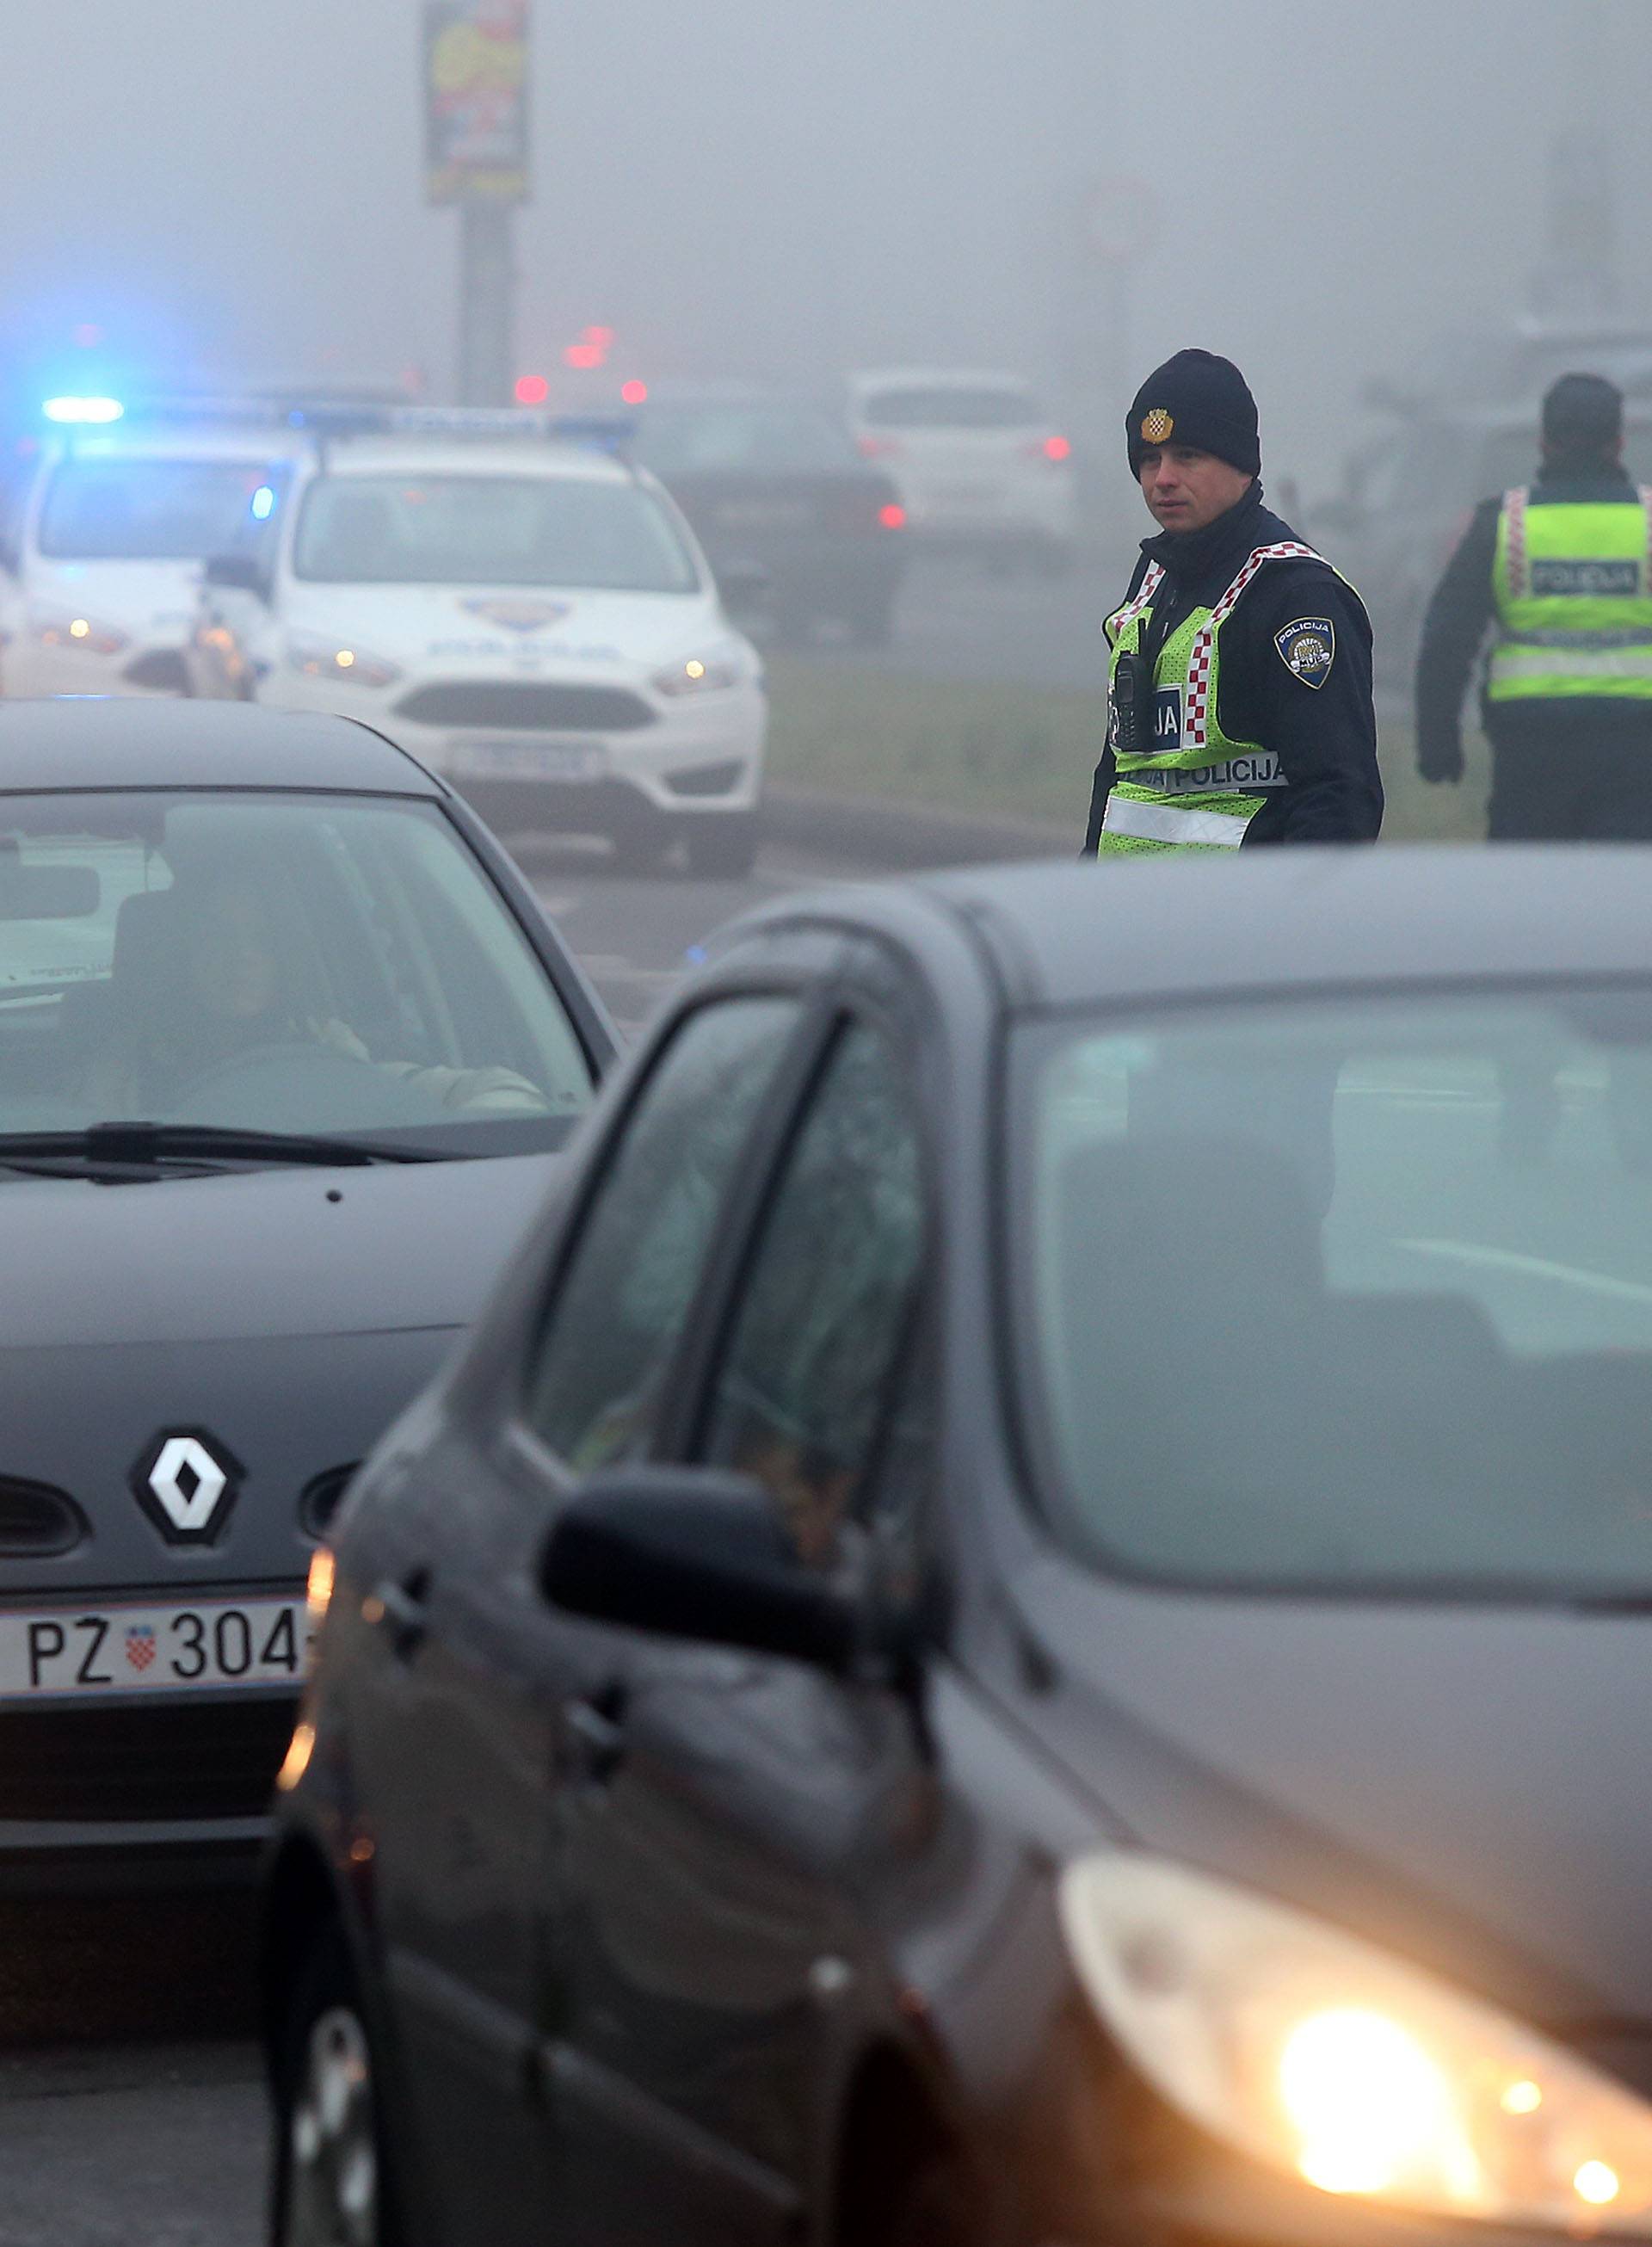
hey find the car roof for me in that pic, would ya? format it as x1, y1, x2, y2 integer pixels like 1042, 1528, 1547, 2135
738, 849, 1652, 1015
46, 428, 314, 466
848, 367, 1038, 396
316, 435, 632, 484
0, 700, 441, 798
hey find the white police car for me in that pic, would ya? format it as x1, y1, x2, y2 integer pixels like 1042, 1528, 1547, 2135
0, 397, 308, 701
188, 410, 767, 879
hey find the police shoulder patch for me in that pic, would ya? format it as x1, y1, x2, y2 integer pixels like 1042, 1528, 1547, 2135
1275, 616, 1335, 688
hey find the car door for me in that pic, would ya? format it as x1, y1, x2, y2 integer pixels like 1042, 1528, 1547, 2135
344, 982, 817, 2244
541, 997, 940, 2244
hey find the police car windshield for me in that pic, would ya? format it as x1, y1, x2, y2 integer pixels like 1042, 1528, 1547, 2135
1019, 990, 1652, 1603
36, 460, 281, 562
0, 791, 593, 1159
293, 473, 700, 591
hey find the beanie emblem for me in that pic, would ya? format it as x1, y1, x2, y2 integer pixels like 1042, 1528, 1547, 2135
1140, 408, 1175, 444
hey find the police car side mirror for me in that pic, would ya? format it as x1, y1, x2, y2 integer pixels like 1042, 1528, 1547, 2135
203, 552, 270, 602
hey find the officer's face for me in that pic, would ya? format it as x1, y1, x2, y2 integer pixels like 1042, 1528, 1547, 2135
1139, 445, 1253, 532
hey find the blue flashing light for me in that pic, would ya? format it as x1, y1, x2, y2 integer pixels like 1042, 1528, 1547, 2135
42, 396, 125, 426
250, 485, 275, 521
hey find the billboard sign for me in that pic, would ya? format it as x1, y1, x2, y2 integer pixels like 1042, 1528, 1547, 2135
425, 1, 530, 205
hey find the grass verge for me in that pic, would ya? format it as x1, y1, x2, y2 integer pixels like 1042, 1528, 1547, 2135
764, 657, 1491, 843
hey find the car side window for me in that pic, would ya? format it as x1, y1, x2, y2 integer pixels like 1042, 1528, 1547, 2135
699, 1020, 927, 1569
524, 997, 804, 1474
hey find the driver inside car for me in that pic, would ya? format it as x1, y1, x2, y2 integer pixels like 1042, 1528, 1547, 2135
87, 871, 548, 1120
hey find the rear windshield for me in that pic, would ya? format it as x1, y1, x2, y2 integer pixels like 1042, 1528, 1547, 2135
1018, 991, 1652, 1603
293, 472, 700, 591
0, 791, 594, 1157
859, 386, 1042, 430
36, 460, 284, 562
636, 403, 856, 475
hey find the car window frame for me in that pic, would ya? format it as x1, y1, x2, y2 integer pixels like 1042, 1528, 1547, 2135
501, 954, 848, 1491
656, 989, 940, 1561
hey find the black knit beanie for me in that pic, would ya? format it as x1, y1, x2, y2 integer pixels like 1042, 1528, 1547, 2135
1126, 349, 1261, 478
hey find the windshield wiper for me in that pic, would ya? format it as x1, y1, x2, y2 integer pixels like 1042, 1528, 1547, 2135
0, 1121, 444, 1174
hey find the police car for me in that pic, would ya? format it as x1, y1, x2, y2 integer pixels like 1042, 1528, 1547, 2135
188, 409, 768, 879
0, 396, 308, 701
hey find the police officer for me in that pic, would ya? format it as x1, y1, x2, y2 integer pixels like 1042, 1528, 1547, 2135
1085, 349, 1383, 855
1415, 373, 1652, 838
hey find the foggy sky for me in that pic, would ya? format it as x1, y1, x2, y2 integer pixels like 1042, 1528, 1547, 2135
3, 0, 1649, 503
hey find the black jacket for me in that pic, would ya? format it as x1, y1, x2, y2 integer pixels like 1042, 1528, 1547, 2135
1083, 484, 1383, 850
1415, 466, 1651, 781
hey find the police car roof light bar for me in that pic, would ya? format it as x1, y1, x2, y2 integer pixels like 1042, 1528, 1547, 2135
282, 404, 638, 454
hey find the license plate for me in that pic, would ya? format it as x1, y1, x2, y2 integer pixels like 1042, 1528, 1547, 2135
0, 1594, 311, 1700
445, 737, 608, 781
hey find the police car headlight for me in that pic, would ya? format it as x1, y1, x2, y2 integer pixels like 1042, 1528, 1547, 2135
287, 634, 402, 689
650, 646, 746, 697
1060, 1854, 1652, 2229
34, 613, 130, 656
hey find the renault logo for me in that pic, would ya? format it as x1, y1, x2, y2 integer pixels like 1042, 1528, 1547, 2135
131, 1429, 243, 1546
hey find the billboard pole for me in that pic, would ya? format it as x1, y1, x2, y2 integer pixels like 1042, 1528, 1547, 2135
426, 1, 530, 406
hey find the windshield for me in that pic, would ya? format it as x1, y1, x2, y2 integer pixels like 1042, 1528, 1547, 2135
292, 472, 700, 590
36, 459, 284, 561
1018, 991, 1652, 1602
636, 404, 857, 474
0, 792, 593, 1157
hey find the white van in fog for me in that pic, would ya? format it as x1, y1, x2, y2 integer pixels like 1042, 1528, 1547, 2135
846, 367, 1077, 571
0, 417, 308, 700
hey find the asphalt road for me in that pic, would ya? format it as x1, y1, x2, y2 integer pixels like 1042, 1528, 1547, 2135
0, 831, 893, 2247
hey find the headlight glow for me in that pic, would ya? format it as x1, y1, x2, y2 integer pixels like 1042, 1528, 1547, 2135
1058, 1854, 1652, 2231
651, 648, 743, 697
287, 634, 401, 689
35, 613, 129, 655
305, 1545, 335, 1627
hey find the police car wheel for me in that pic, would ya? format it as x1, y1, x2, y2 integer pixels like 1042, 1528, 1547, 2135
684, 814, 759, 880
274, 1929, 403, 2247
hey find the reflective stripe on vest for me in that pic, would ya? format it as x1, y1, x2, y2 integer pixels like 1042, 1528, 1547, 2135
1489, 487, 1652, 703
1097, 541, 1330, 856
1101, 791, 1251, 848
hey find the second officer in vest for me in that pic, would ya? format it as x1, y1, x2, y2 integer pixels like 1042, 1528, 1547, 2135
1415, 373, 1652, 838
1085, 349, 1383, 855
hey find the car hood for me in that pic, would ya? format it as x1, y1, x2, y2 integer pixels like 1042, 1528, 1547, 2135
28, 558, 202, 644
0, 1153, 556, 1593
0, 1150, 556, 1347
280, 583, 729, 676
1014, 1553, 1652, 2027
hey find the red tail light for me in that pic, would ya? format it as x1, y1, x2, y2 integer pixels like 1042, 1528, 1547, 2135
878, 503, 907, 531
1032, 434, 1072, 463
857, 434, 902, 460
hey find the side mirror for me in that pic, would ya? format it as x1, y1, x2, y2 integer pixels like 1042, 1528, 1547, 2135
203, 552, 269, 601
717, 560, 771, 610
539, 1466, 863, 1672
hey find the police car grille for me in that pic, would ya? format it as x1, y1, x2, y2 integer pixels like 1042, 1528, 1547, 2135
394, 682, 656, 731
0, 1695, 298, 1823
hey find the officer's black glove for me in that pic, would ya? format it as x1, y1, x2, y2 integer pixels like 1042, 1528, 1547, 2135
1417, 736, 1464, 785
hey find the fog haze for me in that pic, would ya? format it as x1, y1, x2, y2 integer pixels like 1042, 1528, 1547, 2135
3, 0, 1648, 498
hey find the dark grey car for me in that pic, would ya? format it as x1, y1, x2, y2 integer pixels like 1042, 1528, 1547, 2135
268, 848, 1652, 2247
0, 699, 613, 1891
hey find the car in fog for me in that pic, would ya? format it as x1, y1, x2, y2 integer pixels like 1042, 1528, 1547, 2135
0, 697, 611, 1892
1310, 400, 1652, 688
631, 384, 909, 645
0, 406, 307, 700
847, 366, 1077, 572
264, 846, 1652, 2247
189, 407, 767, 879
